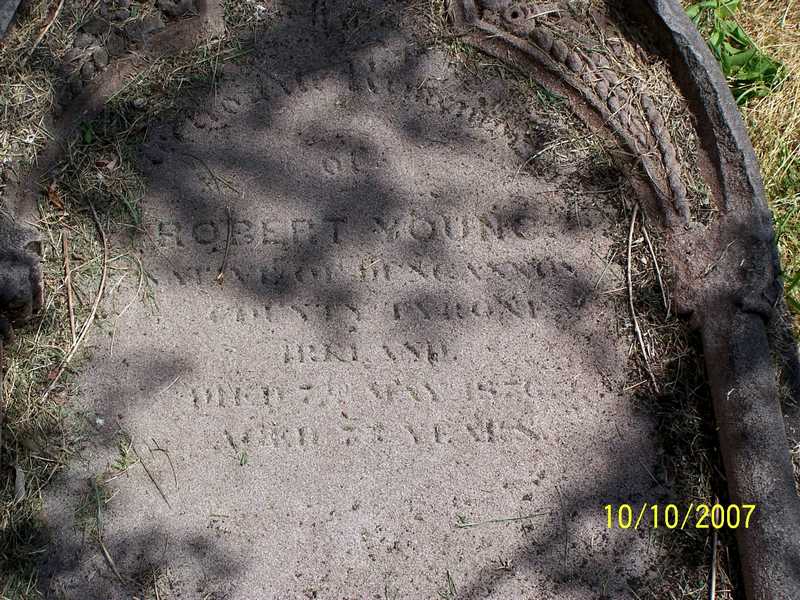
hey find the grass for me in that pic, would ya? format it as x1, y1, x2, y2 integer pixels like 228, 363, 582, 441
437, 570, 457, 600
735, 2, 800, 315
685, 1, 800, 316
0, 0, 794, 598
0, 166, 155, 596
0, 1, 268, 596
687, 0, 785, 104
623, 218, 739, 600
793, 441, 800, 494
0, 186, 108, 594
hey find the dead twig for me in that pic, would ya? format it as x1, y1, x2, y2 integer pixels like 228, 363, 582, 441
150, 437, 178, 487
513, 134, 591, 182
176, 152, 236, 283
98, 536, 126, 585
26, 0, 66, 60
62, 232, 77, 344
710, 529, 718, 600
154, 569, 162, 600
455, 511, 551, 528
592, 249, 618, 293
131, 442, 171, 508
0, 340, 4, 451
702, 241, 736, 277
556, 484, 568, 567
641, 221, 669, 319
90, 477, 126, 585
217, 204, 232, 285
154, 375, 180, 401
627, 204, 659, 393
43, 201, 108, 401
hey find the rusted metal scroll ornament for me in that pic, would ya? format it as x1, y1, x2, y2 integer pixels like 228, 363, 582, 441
449, 1, 800, 598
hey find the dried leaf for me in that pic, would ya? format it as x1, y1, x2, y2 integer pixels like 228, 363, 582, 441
95, 157, 118, 170
47, 181, 64, 210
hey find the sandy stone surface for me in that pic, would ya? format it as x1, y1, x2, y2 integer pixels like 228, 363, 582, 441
40, 2, 670, 598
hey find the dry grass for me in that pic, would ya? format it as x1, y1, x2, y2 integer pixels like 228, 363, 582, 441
0, 1, 269, 596
418, 4, 734, 598
0, 0, 60, 171
622, 217, 738, 600
736, 2, 800, 315
0, 1, 791, 598
0, 192, 110, 597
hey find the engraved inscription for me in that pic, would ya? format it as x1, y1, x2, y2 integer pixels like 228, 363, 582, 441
67, 11, 662, 599
223, 417, 542, 449
156, 259, 553, 288
154, 205, 538, 248
186, 378, 541, 410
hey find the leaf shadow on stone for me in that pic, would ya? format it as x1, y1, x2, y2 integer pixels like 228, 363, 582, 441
30, 1, 755, 598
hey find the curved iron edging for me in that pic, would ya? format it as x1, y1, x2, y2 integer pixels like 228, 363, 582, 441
629, 3, 800, 599
449, 1, 800, 598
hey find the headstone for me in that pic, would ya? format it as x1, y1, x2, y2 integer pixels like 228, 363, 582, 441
42, 2, 667, 597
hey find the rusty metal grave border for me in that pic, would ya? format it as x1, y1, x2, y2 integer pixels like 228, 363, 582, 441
449, 1, 800, 598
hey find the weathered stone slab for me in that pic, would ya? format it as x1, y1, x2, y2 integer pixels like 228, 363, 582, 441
40, 3, 669, 598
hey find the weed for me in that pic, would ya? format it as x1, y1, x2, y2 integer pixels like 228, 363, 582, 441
687, 0, 785, 104
437, 570, 457, 600
730, 2, 800, 320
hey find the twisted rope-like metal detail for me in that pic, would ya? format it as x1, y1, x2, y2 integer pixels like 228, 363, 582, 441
474, 1, 692, 223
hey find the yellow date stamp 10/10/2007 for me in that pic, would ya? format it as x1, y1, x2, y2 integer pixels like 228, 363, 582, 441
604, 503, 756, 530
